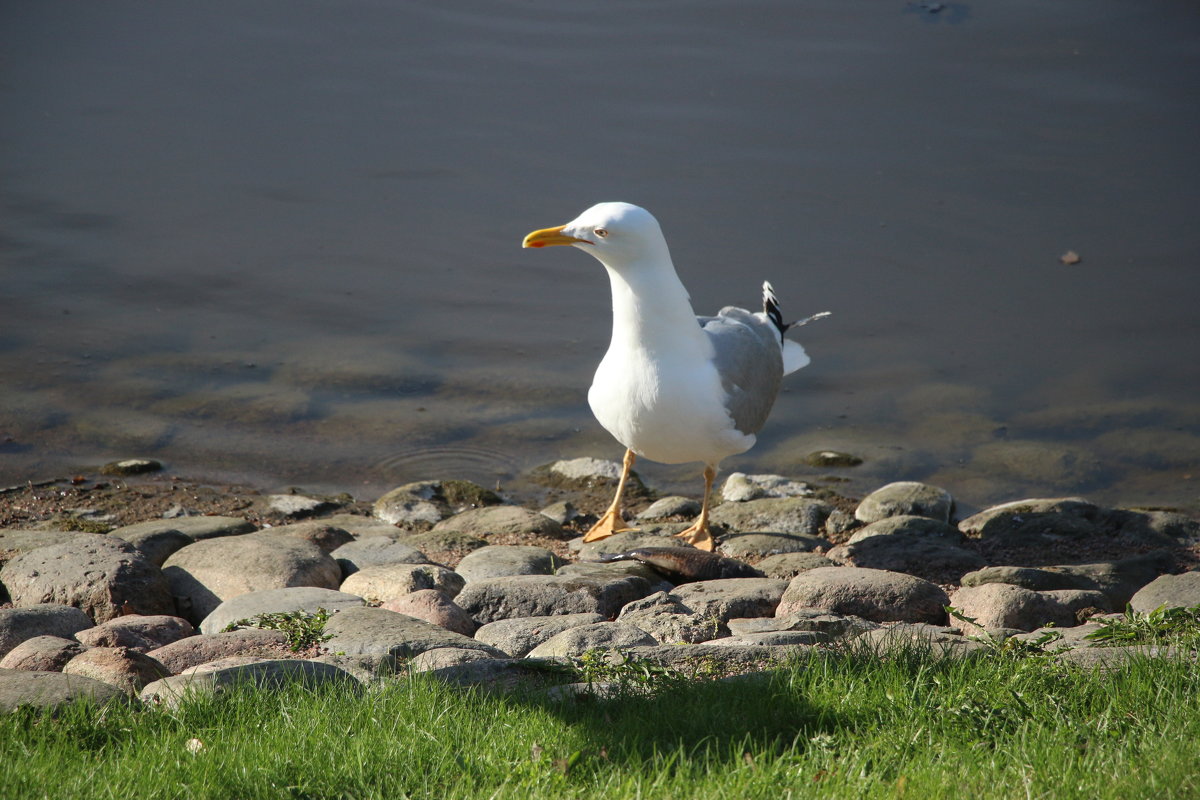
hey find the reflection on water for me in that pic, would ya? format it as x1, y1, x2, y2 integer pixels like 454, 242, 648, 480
1, 0, 1198, 513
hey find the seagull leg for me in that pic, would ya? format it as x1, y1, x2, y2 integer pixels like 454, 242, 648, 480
583, 448, 639, 542
674, 465, 717, 552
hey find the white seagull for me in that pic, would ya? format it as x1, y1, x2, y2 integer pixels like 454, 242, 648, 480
523, 202, 827, 551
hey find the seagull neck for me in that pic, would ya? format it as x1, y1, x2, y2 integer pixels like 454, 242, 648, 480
602, 258, 703, 350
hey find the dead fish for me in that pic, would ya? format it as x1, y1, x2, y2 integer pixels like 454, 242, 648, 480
594, 547, 763, 583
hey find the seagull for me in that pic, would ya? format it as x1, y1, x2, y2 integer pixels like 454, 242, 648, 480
522, 202, 826, 551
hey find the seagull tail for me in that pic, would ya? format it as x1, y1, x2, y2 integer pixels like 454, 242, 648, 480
762, 281, 788, 344
763, 281, 831, 375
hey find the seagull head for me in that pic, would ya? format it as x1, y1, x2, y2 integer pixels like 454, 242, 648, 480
522, 202, 671, 270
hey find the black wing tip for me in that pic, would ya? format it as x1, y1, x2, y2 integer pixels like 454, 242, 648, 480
762, 281, 787, 342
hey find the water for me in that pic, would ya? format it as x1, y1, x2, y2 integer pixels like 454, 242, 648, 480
2, 0, 1198, 514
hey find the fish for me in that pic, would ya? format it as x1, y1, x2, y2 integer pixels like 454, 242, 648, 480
594, 547, 763, 583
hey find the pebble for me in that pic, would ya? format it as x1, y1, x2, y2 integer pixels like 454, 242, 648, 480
267, 494, 336, 518
549, 457, 624, 482
99, 458, 163, 476
720, 472, 814, 502
381, 589, 477, 636
455, 545, 561, 583
331, 536, 431, 577
855, 481, 954, 524
636, 496, 702, 520
340, 562, 464, 603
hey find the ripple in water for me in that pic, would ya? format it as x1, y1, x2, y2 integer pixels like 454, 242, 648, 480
374, 445, 521, 487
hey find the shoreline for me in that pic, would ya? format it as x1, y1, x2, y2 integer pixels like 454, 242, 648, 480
2, 459, 1196, 579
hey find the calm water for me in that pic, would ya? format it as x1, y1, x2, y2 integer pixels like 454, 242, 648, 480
2, 1, 1198, 514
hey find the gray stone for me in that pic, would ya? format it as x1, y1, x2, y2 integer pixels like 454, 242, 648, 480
200, 587, 365, 635
260, 522, 354, 553
555, 560, 673, 593
1011, 621, 1104, 648
75, 615, 195, 651
455, 574, 653, 624
380, 590, 476, 636
0, 604, 94, 660
708, 497, 833, 536
717, 532, 830, 560
401, 530, 488, 554
266, 494, 335, 518
99, 458, 163, 476
1137, 511, 1200, 541
0, 636, 87, 672
322, 606, 503, 659
1130, 571, 1200, 613
960, 498, 1180, 551
824, 509, 859, 537
959, 552, 1173, 608
1042, 589, 1111, 619
373, 481, 450, 526
455, 545, 561, 583
162, 534, 342, 624
63, 647, 169, 694
331, 536, 431, 576
958, 497, 1095, 536
1, 536, 174, 623
431, 506, 565, 539
706, 631, 824, 647
110, 527, 193, 567
540, 501, 579, 525
636, 496, 702, 520
668, 578, 790, 622
854, 482, 954, 523
617, 592, 729, 643
374, 482, 438, 526
804, 451, 863, 468
828, 528, 984, 583
728, 609, 879, 641
145, 629, 291, 675
109, 516, 256, 542
846, 515, 962, 544
720, 472, 813, 503
415, 658, 569, 692
474, 613, 606, 657
407, 647, 503, 673
309, 652, 404, 683
777, 566, 950, 624
947, 584, 1077, 633
0, 667, 130, 712
527, 622, 658, 658
550, 457, 624, 482
755, 552, 835, 580
140, 659, 360, 708
0, 531, 86, 569
315, 514, 402, 538
1056, 645, 1192, 670
339, 563, 464, 603
960, 498, 1178, 551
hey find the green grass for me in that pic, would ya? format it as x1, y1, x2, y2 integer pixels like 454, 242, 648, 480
2, 646, 1198, 799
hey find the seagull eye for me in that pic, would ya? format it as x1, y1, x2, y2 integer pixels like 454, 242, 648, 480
593, 228, 608, 238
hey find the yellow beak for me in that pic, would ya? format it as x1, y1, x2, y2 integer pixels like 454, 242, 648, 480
522, 224, 589, 248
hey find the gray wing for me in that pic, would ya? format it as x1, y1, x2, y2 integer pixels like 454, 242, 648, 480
697, 306, 784, 436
